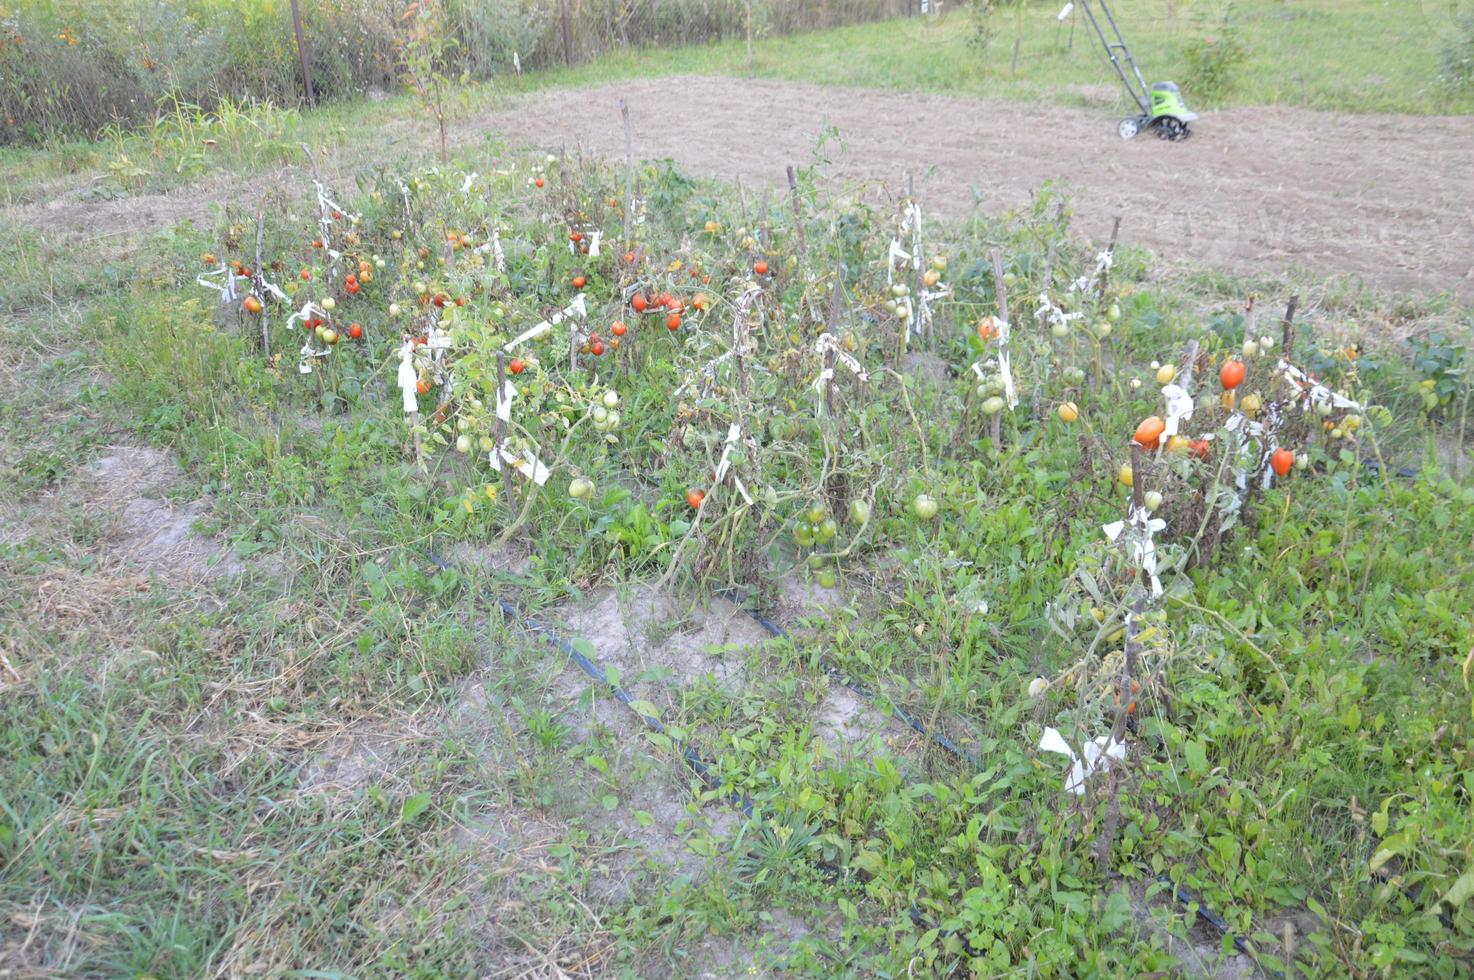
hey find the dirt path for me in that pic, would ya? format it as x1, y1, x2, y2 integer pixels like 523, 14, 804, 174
478, 76, 1474, 303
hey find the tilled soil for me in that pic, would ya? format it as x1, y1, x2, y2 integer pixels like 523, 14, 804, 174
9, 75, 1471, 306
477, 75, 1474, 302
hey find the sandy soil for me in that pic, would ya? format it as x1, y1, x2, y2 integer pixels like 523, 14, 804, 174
476, 76, 1474, 302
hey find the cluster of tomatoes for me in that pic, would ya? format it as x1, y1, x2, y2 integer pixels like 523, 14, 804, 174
628, 288, 710, 332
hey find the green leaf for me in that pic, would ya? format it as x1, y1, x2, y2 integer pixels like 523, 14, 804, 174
1184, 740, 1208, 774
1443, 866, 1474, 907
627, 699, 661, 720
401, 791, 433, 823
571, 637, 597, 661
601, 794, 619, 811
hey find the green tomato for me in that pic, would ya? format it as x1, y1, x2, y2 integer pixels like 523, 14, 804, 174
805, 505, 826, 525
912, 493, 939, 520
849, 499, 871, 524
816, 569, 838, 589
817, 518, 838, 542
981, 395, 1006, 416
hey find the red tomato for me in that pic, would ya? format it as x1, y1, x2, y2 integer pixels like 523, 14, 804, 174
686, 489, 706, 510
590, 341, 605, 356
1270, 447, 1294, 476
509, 358, 525, 375
611, 321, 627, 337
347, 323, 363, 340
666, 313, 681, 331
631, 295, 648, 313
754, 260, 769, 276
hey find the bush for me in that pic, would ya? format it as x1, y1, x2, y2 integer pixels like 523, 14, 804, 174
1439, 11, 1474, 90
1181, 30, 1247, 102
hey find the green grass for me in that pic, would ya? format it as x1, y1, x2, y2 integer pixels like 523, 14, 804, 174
510, 1, 1474, 115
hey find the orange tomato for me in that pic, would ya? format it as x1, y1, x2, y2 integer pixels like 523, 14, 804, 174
1220, 359, 1246, 389
1132, 415, 1166, 450
686, 489, 706, 510
1270, 447, 1294, 477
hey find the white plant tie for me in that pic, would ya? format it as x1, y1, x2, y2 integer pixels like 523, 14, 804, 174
1039, 726, 1127, 795
396, 342, 419, 411
1278, 359, 1361, 413
506, 294, 587, 350
1161, 383, 1195, 438
1103, 504, 1166, 597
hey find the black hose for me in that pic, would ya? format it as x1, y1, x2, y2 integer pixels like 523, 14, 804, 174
722, 589, 985, 771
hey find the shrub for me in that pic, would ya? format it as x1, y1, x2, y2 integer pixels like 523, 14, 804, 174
1181, 30, 1247, 102
1439, 10, 1474, 90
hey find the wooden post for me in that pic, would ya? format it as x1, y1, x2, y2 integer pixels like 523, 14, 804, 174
1011, 36, 1021, 75
253, 198, 270, 360
1281, 294, 1299, 359
989, 247, 1010, 449
786, 165, 806, 258
1099, 215, 1121, 298
494, 352, 516, 512
289, 0, 316, 106
560, 0, 574, 66
620, 100, 635, 248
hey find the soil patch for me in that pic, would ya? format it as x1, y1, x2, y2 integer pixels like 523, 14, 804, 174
475, 75, 1474, 303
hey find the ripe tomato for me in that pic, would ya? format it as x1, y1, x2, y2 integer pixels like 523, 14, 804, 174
534, 177, 545, 188
299, 269, 311, 281
686, 489, 706, 509
1189, 439, 1211, 459
416, 378, 431, 396
242, 295, 263, 314
590, 341, 605, 356
454, 296, 466, 307
1220, 359, 1246, 390
1132, 415, 1166, 450
509, 358, 525, 375
572, 275, 587, 289
611, 321, 627, 337
570, 231, 582, 243
665, 295, 682, 311
666, 313, 681, 331
754, 260, 769, 276
312, 238, 323, 249
624, 251, 636, 264
347, 323, 363, 340
631, 295, 648, 313
1270, 447, 1294, 476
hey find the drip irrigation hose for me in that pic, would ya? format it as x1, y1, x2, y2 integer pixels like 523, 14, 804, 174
425, 550, 981, 958
722, 591, 985, 771
427, 550, 753, 816
730, 590, 1278, 971
427, 551, 1269, 968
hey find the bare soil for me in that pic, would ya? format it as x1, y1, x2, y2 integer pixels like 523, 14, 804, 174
10, 77, 1471, 306
478, 76, 1474, 303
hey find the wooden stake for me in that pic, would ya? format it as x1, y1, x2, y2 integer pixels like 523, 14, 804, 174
990, 247, 1010, 449
620, 100, 635, 248
786, 165, 806, 258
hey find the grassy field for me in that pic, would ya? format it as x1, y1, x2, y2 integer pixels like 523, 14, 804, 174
1, 3, 1473, 976
1, 80, 1472, 976
519, 0, 1474, 116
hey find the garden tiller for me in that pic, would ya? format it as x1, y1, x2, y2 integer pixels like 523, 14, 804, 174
1075, 0, 1196, 140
